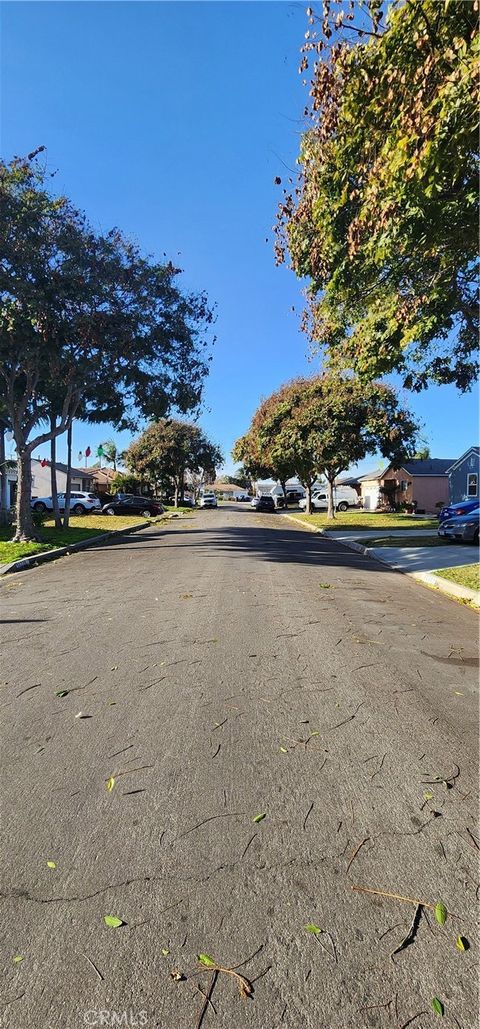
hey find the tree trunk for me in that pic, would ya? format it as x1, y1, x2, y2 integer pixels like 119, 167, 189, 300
326, 477, 336, 520
14, 449, 40, 541
280, 479, 288, 509
305, 482, 312, 515
174, 481, 179, 507
0, 429, 10, 527
63, 422, 73, 528
50, 417, 62, 529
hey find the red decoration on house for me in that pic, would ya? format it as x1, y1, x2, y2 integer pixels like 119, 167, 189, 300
41, 459, 48, 468
85, 446, 91, 458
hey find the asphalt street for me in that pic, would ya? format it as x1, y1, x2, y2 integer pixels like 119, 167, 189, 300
1, 505, 479, 1029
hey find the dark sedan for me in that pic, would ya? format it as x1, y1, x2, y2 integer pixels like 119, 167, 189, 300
250, 494, 275, 512
438, 507, 479, 545
438, 499, 479, 522
102, 495, 164, 517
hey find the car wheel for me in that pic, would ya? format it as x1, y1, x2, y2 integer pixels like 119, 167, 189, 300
73, 504, 86, 515
33, 501, 47, 513
104, 507, 115, 516
141, 509, 152, 518
337, 501, 348, 512
473, 528, 479, 546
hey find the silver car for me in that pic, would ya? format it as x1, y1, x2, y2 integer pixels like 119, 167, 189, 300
438, 507, 479, 545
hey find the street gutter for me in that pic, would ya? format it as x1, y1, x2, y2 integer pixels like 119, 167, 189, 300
282, 513, 480, 608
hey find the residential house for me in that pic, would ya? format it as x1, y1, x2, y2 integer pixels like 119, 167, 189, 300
357, 469, 385, 511
88, 466, 117, 495
30, 460, 94, 498
446, 447, 479, 505
335, 474, 362, 500
359, 459, 454, 513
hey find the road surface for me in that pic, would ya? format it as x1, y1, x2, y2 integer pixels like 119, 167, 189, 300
1, 506, 478, 1029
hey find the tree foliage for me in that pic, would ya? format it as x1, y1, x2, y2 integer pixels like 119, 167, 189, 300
235, 373, 418, 516
275, 0, 479, 391
126, 419, 223, 504
0, 153, 214, 538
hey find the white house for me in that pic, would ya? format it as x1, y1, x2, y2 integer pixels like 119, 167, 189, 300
6, 459, 94, 507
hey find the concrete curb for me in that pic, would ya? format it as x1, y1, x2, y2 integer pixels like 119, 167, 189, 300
0, 520, 151, 576
282, 513, 480, 607
411, 570, 480, 606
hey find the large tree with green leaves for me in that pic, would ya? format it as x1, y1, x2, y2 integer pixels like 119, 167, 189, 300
237, 374, 418, 517
126, 419, 223, 506
275, 0, 479, 391
0, 153, 214, 540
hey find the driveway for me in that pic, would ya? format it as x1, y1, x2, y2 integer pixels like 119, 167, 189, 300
1, 507, 478, 1029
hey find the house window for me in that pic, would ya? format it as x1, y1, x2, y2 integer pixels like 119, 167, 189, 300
400, 480, 408, 492
467, 473, 478, 497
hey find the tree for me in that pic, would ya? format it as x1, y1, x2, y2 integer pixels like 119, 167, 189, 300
236, 374, 418, 517
414, 446, 431, 460
126, 420, 223, 506
0, 153, 214, 541
100, 439, 123, 471
275, 1, 479, 391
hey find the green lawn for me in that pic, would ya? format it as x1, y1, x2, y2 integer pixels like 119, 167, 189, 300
361, 535, 447, 548
0, 514, 155, 564
289, 512, 439, 532
435, 563, 480, 592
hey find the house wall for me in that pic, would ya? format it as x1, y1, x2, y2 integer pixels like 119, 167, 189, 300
359, 480, 381, 510
448, 451, 480, 504
380, 468, 448, 512
30, 462, 92, 497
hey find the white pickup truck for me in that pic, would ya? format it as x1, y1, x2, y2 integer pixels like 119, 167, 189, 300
299, 485, 359, 512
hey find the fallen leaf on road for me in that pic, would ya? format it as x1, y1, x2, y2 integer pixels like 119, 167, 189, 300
279, 746, 288, 753
106, 777, 116, 792
304, 924, 322, 935
170, 968, 185, 981
46, 861, 56, 869
456, 935, 468, 951
319, 583, 332, 589
55, 690, 69, 698
423, 790, 434, 801
13, 955, 24, 963
252, 813, 266, 824
198, 953, 216, 967
434, 902, 447, 926
103, 915, 125, 928
161, 947, 170, 956
432, 997, 444, 1016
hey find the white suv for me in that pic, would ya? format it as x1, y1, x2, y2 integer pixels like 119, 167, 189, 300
31, 491, 101, 515
199, 491, 217, 509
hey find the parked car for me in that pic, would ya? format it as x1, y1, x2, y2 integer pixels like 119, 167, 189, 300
274, 489, 305, 509
438, 499, 479, 522
251, 494, 275, 512
31, 491, 101, 515
199, 491, 217, 509
299, 485, 359, 513
101, 496, 164, 517
438, 507, 479, 545
167, 495, 195, 507
234, 493, 253, 503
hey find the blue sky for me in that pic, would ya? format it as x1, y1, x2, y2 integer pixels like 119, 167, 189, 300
1, 1, 478, 475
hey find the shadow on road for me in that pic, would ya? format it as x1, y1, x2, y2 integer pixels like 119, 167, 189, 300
100, 523, 393, 572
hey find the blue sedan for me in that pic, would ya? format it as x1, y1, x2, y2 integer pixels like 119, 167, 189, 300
438, 507, 479, 545
438, 499, 479, 521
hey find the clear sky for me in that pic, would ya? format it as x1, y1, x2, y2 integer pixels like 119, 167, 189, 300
1, 1, 478, 475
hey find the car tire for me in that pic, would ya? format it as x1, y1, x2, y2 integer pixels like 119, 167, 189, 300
473, 529, 479, 546
73, 504, 86, 515
141, 509, 152, 518
337, 502, 349, 512
104, 507, 115, 516
33, 501, 47, 513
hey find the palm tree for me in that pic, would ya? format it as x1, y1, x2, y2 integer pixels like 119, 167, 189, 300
100, 439, 124, 471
